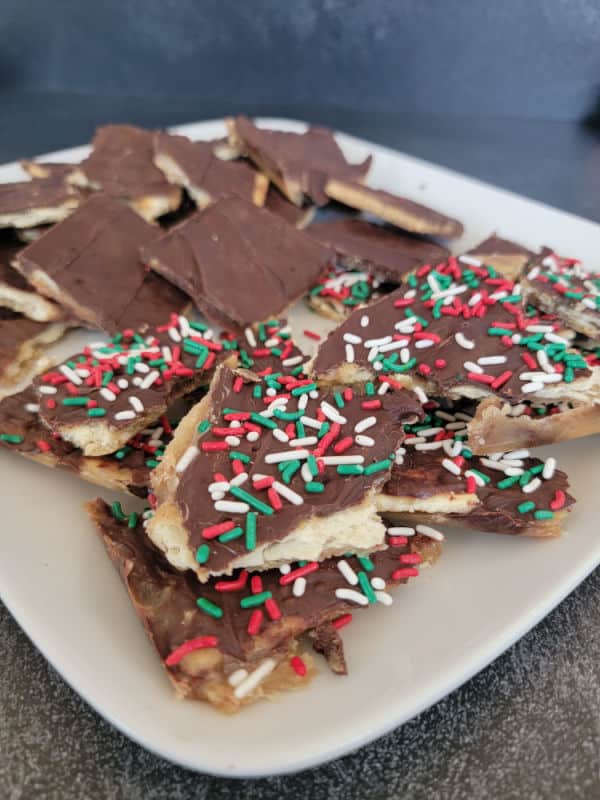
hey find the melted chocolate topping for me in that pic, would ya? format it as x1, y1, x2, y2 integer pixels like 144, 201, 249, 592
0, 175, 79, 216
141, 195, 333, 332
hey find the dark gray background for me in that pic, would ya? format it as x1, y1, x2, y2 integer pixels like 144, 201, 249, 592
0, 3, 599, 798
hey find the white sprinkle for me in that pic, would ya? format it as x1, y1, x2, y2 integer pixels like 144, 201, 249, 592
413, 386, 428, 404
536, 349, 554, 373
301, 462, 313, 482
455, 332, 475, 350
100, 388, 117, 402
371, 576, 386, 591
337, 559, 358, 585
225, 435, 241, 447
404, 436, 425, 445
345, 343, 355, 363
244, 327, 257, 348
282, 355, 303, 367
140, 370, 160, 390
39, 386, 57, 395
367, 346, 379, 363
526, 324, 554, 333
355, 434, 374, 447
75, 368, 90, 378
387, 526, 415, 536
297, 393, 309, 411
455, 412, 473, 422
459, 254, 483, 267
436, 411, 456, 422
365, 335, 393, 349
178, 315, 190, 338
289, 436, 318, 447
300, 416, 322, 430
229, 420, 242, 428
208, 481, 230, 493
214, 500, 249, 513
544, 332, 570, 346
114, 410, 135, 421
228, 669, 248, 688
527, 266, 540, 280
478, 355, 507, 366
360, 315, 370, 328
414, 441, 444, 451
129, 396, 144, 413
162, 346, 172, 363
343, 333, 362, 344
442, 458, 462, 476
321, 455, 365, 465
117, 378, 129, 389
265, 387, 277, 397
176, 446, 199, 473
132, 377, 143, 387
465, 469, 486, 487
400, 347, 411, 363
265, 449, 310, 464
292, 577, 306, 597
229, 472, 248, 487
416, 524, 445, 541
375, 591, 393, 606
378, 381, 391, 396
24, 403, 39, 413
543, 457, 557, 480
444, 439, 463, 458
378, 339, 408, 354
134, 362, 150, 374
264, 337, 279, 348
320, 402, 347, 424
506, 449, 531, 460
512, 333, 522, 344
59, 364, 82, 385
415, 339, 434, 349
522, 381, 544, 393
234, 659, 277, 699
272, 481, 304, 505
335, 588, 368, 606
522, 477, 542, 494
419, 427, 444, 436
279, 564, 291, 575
168, 327, 181, 343
354, 416, 376, 433
272, 428, 289, 443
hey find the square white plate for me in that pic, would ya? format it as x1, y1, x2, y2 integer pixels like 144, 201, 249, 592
1, 118, 599, 778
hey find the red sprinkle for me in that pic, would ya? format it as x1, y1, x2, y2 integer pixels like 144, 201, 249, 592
265, 598, 282, 621
361, 399, 382, 410
251, 575, 263, 594
466, 475, 477, 494
418, 364, 432, 376
550, 489, 566, 511
165, 636, 219, 666
491, 370, 513, 390
343, 387, 353, 402
388, 535, 408, 546
290, 655, 307, 676
521, 352, 537, 369
201, 441, 229, 452
35, 440, 51, 452
333, 436, 354, 454
434, 358, 447, 369
400, 553, 422, 565
253, 476, 274, 490
215, 570, 248, 592
332, 613, 353, 630
303, 329, 321, 341
233, 376, 244, 393
467, 372, 495, 385
279, 561, 319, 585
392, 567, 419, 580
267, 487, 283, 511
203, 520, 235, 540
247, 609, 263, 636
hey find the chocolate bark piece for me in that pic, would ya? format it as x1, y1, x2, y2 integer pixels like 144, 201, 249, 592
378, 403, 575, 537
35, 318, 305, 457
148, 365, 422, 581
324, 179, 464, 239
14, 194, 190, 334
308, 219, 449, 282
153, 132, 269, 209
0, 175, 81, 229
0, 383, 194, 496
0, 231, 64, 321
462, 234, 536, 280
312, 256, 600, 419
21, 160, 78, 182
226, 116, 372, 206
520, 248, 600, 342
89, 498, 439, 713
264, 185, 315, 229
67, 125, 181, 222
0, 309, 68, 394
141, 195, 333, 332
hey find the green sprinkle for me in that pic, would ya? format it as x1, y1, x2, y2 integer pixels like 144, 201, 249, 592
113, 447, 131, 460
240, 591, 272, 609
501, 294, 522, 304
127, 512, 138, 529
519, 471, 533, 487
281, 460, 301, 483
229, 450, 251, 464
517, 501, 536, 514
292, 383, 316, 396
317, 421, 330, 439
245, 512, 257, 551
358, 555, 374, 572
111, 501, 126, 521
145, 459, 160, 468
564, 367, 574, 383
88, 408, 106, 417
197, 420, 210, 434
487, 327, 513, 336
62, 397, 88, 406
364, 459, 393, 476
365, 382, 375, 396
358, 571, 377, 604
218, 526, 244, 543
337, 464, 364, 475
295, 420, 305, 438
307, 455, 319, 477
196, 597, 223, 618
352, 280, 370, 300
432, 298, 444, 319
498, 475, 520, 489
408, 274, 418, 288
195, 351, 208, 369
250, 412, 277, 429
196, 544, 210, 564
229, 486, 274, 514
101, 370, 114, 386
273, 409, 303, 421
305, 481, 325, 493
252, 384, 263, 399
189, 320, 207, 332
0, 433, 24, 444
334, 391, 345, 408
534, 510, 555, 520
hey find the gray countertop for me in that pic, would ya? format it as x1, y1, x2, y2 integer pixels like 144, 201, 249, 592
1, 93, 599, 799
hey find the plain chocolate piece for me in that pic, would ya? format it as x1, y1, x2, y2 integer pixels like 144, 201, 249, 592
0, 308, 68, 391
21, 161, 78, 182
324, 179, 464, 238
0, 231, 64, 321
68, 125, 181, 222
153, 132, 268, 209
308, 219, 449, 282
227, 116, 372, 206
142, 195, 333, 332
0, 175, 81, 229
14, 194, 190, 334
89, 498, 439, 712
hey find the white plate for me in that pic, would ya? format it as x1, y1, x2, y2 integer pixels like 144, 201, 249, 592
1, 119, 599, 778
